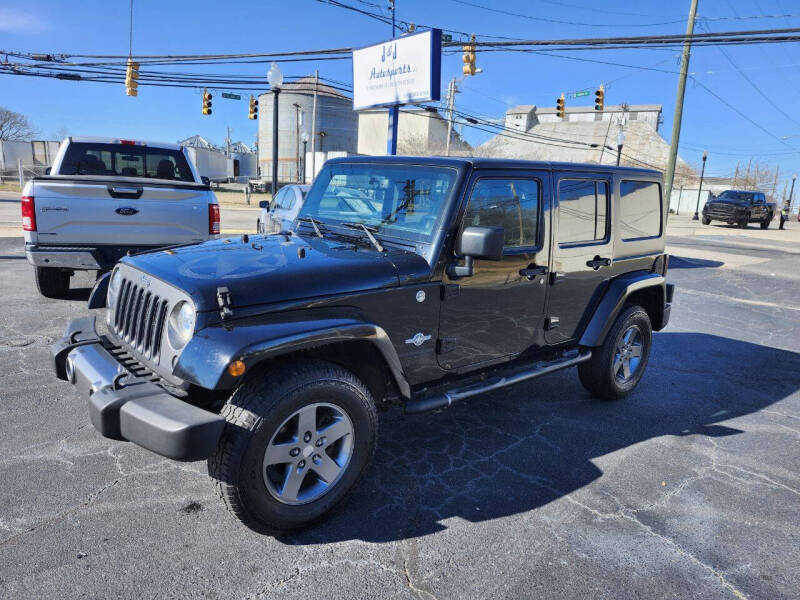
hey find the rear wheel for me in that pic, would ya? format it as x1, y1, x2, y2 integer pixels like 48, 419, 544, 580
579, 305, 652, 400
209, 359, 378, 534
701, 216, 711, 225
34, 267, 70, 299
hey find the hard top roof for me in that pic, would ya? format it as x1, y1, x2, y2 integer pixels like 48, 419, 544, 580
325, 155, 661, 176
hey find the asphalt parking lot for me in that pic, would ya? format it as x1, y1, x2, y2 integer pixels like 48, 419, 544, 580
0, 214, 798, 599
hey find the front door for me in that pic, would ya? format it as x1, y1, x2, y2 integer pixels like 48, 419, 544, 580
437, 171, 551, 371
545, 173, 615, 345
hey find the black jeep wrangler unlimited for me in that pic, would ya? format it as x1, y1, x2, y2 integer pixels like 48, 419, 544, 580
52, 157, 674, 533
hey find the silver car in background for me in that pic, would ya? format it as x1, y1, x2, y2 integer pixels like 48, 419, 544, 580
258, 185, 309, 233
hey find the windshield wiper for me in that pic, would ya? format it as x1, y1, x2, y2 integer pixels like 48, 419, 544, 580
341, 222, 384, 253
296, 216, 324, 238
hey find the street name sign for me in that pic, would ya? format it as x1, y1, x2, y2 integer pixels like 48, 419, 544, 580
352, 29, 442, 110
221, 92, 242, 100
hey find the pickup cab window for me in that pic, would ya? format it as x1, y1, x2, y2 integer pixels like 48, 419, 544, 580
60, 142, 195, 182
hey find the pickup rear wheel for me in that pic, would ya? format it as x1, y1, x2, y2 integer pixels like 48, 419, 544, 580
578, 304, 652, 400
209, 359, 378, 534
34, 267, 70, 299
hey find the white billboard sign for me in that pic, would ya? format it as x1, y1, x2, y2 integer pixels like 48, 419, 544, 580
352, 29, 442, 111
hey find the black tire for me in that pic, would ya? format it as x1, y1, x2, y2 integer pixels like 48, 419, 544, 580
578, 304, 652, 400
738, 213, 750, 228
701, 216, 711, 225
760, 213, 771, 229
209, 359, 378, 534
256, 219, 261, 234
34, 267, 70, 299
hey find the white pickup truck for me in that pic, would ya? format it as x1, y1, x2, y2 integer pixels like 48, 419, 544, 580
22, 137, 220, 298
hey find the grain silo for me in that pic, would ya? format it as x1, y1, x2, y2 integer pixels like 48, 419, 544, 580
258, 76, 357, 187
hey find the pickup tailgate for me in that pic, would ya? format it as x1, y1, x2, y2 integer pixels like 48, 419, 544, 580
33, 178, 211, 246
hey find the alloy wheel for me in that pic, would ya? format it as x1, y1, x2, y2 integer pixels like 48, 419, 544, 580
613, 325, 644, 383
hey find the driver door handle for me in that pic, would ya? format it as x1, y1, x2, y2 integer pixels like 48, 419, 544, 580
519, 265, 548, 280
586, 256, 611, 270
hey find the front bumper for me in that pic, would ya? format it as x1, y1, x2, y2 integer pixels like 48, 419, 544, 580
51, 317, 224, 461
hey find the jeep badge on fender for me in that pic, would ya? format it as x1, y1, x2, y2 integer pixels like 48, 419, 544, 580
51, 156, 674, 534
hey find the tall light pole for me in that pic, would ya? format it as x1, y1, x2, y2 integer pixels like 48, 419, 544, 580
268, 62, 283, 197
616, 130, 625, 166
292, 102, 302, 182
692, 150, 708, 221
301, 130, 309, 184
789, 174, 797, 212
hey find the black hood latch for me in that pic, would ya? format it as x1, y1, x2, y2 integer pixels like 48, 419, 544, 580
216, 286, 233, 320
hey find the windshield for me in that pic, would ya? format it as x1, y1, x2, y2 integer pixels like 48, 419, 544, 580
718, 190, 755, 202
297, 163, 458, 243
60, 142, 195, 182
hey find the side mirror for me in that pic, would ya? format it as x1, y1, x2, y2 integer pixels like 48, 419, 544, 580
448, 226, 504, 278
45, 167, 51, 175
258, 200, 270, 210
200, 176, 210, 186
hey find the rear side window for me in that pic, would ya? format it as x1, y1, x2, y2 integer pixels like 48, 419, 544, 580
620, 181, 662, 241
60, 142, 195, 182
463, 178, 540, 249
558, 179, 608, 245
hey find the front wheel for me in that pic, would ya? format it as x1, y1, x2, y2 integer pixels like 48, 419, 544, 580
701, 216, 711, 225
209, 360, 378, 534
738, 213, 750, 228
578, 305, 653, 400
760, 213, 771, 229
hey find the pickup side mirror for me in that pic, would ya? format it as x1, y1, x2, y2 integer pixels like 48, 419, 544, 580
200, 176, 210, 186
448, 226, 505, 278
45, 167, 51, 175
258, 200, 270, 210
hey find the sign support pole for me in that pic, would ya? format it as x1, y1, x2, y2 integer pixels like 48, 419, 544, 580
386, 1, 399, 156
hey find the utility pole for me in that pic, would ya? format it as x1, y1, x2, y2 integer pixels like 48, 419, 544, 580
292, 103, 301, 182
663, 0, 699, 203
386, 0, 399, 156
445, 77, 457, 156
310, 70, 318, 183
225, 126, 231, 157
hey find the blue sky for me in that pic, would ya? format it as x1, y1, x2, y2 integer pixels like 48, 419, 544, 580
2, 0, 799, 190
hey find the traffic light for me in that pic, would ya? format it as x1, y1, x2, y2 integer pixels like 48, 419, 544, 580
462, 35, 477, 76
125, 58, 139, 97
202, 88, 212, 116
556, 93, 565, 119
248, 95, 258, 120
594, 85, 605, 112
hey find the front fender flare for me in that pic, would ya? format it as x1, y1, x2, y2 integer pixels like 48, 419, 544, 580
173, 317, 411, 398
579, 272, 665, 347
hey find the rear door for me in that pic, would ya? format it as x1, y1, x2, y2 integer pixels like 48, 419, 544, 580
33, 178, 210, 246
437, 170, 551, 370
545, 172, 614, 345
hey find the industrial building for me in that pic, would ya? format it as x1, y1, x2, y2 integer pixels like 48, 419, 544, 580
482, 103, 694, 181
258, 77, 358, 185
0, 139, 60, 181
178, 135, 256, 182
357, 107, 470, 156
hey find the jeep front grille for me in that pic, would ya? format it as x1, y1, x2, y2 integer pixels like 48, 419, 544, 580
111, 277, 169, 363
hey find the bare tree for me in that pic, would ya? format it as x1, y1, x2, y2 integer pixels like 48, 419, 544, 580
0, 107, 38, 141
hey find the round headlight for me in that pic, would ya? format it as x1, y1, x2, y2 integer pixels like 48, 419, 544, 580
167, 301, 196, 350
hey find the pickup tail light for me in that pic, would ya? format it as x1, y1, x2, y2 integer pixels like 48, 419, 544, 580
21, 196, 36, 231
208, 203, 220, 235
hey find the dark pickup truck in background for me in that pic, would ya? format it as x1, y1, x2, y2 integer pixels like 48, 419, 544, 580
702, 189, 776, 229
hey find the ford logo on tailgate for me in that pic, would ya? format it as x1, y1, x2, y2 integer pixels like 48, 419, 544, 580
115, 207, 139, 216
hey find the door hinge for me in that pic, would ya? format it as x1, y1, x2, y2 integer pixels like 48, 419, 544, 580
545, 316, 560, 330
441, 284, 460, 300
437, 337, 457, 354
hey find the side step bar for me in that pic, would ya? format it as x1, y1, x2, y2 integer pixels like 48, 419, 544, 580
405, 350, 592, 414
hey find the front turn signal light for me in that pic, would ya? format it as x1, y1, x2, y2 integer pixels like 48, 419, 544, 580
228, 360, 246, 378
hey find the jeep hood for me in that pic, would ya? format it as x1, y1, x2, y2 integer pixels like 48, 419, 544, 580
121, 233, 430, 311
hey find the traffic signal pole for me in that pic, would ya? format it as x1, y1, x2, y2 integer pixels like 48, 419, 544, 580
664, 0, 699, 205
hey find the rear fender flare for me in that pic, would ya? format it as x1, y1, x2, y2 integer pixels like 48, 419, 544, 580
174, 317, 411, 398
579, 272, 665, 347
